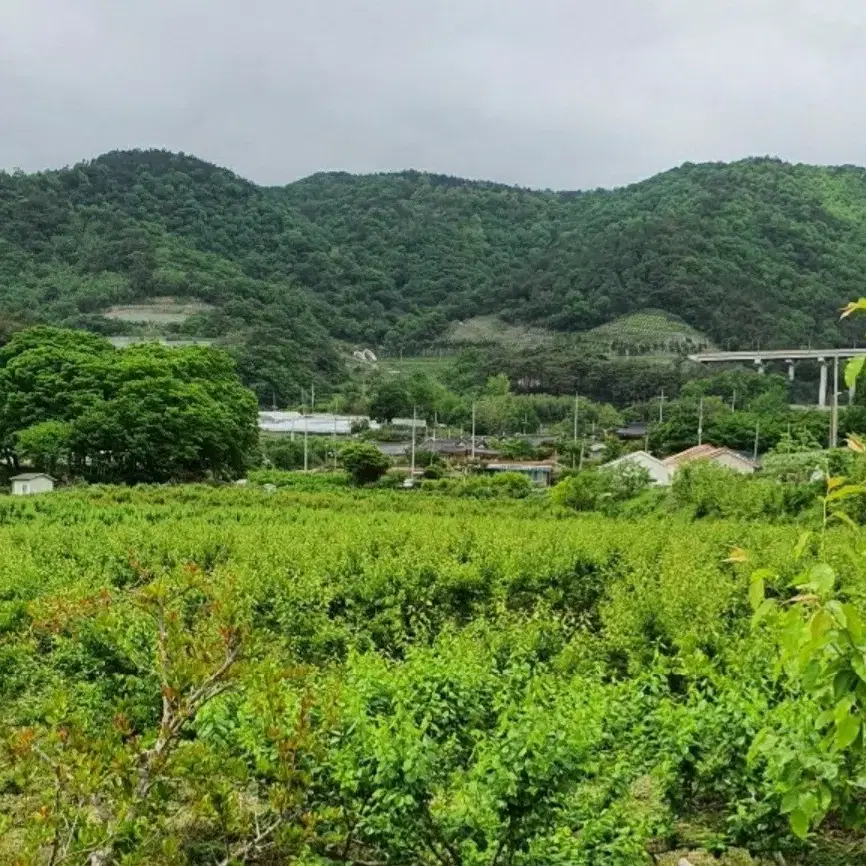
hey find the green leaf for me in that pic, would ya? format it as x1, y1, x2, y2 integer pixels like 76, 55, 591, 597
845, 604, 864, 644
826, 484, 866, 503
749, 574, 765, 611
827, 600, 848, 627
846, 356, 866, 389
815, 709, 835, 729
833, 670, 856, 701
852, 655, 866, 685
793, 531, 812, 560
751, 598, 776, 627
798, 791, 818, 818
836, 713, 861, 751
781, 790, 799, 814
811, 609, 835, 642
808, 564, 836, 596
790, 808, 810, 839
830, 509, 859, 530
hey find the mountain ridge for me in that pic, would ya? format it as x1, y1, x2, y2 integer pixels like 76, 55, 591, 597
2, 148, 866, 399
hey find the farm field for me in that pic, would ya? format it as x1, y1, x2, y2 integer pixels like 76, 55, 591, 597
377, 354, 457, 377
1, 485, 864, 865
578, 310, 716, 355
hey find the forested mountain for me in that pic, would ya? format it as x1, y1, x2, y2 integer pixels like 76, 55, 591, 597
3, 149, 866, 399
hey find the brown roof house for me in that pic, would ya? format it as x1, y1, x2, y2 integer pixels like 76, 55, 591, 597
663, 444, 759, 476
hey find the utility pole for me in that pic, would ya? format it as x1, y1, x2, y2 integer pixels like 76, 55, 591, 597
753, 421, 760, 462
731, 389, 737, 412
471, 403, 477, 460
333, 406, 338, 471
831, 356, 840, 449
311, 384, 315, 412
303, 415, 309, 472
573, 393, 579, 469
659, 389, 665, 423
411, 406, 417, 479
697, 397, 704, 446
290, 416, 295, 442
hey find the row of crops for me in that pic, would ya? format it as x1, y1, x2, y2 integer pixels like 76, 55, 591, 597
0, 485, 863, 864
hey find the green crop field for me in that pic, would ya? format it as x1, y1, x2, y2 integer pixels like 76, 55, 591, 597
1, 482, 864, 864
377, 354, 456, 376
579, 310, 716, 355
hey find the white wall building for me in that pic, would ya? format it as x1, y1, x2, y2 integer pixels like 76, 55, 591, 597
601, 451, 672, 486
11, 473, 55, 495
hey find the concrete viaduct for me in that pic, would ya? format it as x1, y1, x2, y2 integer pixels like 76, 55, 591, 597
688, 348, 866, 408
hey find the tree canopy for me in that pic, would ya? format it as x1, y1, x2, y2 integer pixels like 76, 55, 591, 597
0, 327, 258, 482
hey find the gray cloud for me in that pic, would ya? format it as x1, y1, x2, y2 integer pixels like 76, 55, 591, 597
2, 0, 865, 189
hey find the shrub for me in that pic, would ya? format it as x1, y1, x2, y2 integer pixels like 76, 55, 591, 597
489, 471, 533, 498
552, 464, 651, 513
552, 472, 609, 512
340, 441, 392, 485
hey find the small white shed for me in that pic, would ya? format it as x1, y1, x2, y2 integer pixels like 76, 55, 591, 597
601, 451, 672, 487
11, 473, 55, 496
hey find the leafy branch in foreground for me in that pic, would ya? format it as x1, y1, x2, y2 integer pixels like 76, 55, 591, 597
744, 436, 866, 839
2, 562, 256, 864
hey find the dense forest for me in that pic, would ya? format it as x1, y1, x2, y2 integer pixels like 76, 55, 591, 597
4, 149, 866, 399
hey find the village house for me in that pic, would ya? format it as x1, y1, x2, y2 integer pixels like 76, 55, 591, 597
663, 444, 759, 476
485, 462, 555, 487
417, 439, 502, 461
601, 451, 672, 486
10, 473, 55, 496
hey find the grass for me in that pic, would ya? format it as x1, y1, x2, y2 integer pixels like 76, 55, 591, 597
444, 315, 556, 349
103, 296, 213, 324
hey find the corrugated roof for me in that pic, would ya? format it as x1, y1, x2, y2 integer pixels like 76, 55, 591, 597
11, 473, 54, 481
487, 462, 555, 471
603, 450, 667, 470
663, 444, 759, 469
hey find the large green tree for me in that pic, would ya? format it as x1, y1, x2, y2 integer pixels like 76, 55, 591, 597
0, 328, 258, 482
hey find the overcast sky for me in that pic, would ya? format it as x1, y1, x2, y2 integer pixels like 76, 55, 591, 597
2, 0, 865, 189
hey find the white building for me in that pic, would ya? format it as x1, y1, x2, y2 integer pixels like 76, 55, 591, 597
11, 473, 55, 495
601, 451, 672, 486
259, 412, 367, 435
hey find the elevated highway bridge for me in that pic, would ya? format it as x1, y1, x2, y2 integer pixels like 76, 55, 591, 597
687, 348, 866, 448
688, 348, 866, 409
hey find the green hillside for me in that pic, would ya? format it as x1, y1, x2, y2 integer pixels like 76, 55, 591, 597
3, 150, 866, 399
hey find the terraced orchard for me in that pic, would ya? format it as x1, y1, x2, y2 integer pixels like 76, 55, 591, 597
579, 310, 716, 356
1, 485, 864, 865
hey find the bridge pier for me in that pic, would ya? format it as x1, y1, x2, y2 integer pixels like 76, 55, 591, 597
819, 358, 828, 408
687, 349, 866, 411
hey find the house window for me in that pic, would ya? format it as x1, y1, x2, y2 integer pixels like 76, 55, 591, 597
20, 484, 29, 494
